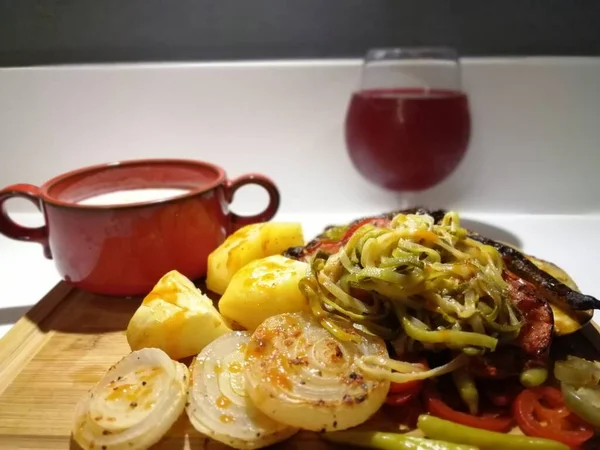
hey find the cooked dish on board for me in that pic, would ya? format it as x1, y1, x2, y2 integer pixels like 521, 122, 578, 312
72, 209, 600, 450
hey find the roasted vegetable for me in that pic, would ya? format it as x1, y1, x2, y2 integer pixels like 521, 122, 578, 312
284, 207, 443, 262
294, 212, 557, 382
513, 387, 594, 448
418, 415, 569, 450
244, 312, 390, 432
554, 355, 600, 387
126, 270, 231, 360
186, 331, 297, 449
554, 356, 600, 427
322, 430, 478, 450
218, 255, 309, 330
467, 233, 600, 312
299, 211, 523, 384
452, 368, 479, 415
423, 383, 513, 433
527, 257, 578, 291
561, 383, 600, 428
519, 255, 592, 335
290, 205, 598, 313
207, 222, 304, 295
519, 367, 548, 388
72, 348, 189, 450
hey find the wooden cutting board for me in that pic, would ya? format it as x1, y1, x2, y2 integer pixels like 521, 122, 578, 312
1, 282, 599, 450
0, 282, 405, 450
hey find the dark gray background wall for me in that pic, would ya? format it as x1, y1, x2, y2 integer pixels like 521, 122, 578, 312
1, 0, 599, 68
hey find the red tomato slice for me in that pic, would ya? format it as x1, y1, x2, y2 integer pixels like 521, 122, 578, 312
513, 387, 594, 448
424, 384, 513, 433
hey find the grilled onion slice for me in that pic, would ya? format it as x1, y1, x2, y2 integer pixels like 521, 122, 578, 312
244, 312, 390, 432
186, 331, 297, 449
72, 348, 189, 450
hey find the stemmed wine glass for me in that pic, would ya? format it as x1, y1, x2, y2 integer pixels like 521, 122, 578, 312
345, 47, 471, 194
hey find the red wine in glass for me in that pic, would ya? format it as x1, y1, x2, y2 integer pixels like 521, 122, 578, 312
345, 48, 472, 192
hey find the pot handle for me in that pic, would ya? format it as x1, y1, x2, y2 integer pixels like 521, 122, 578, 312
0, 184, 51, 258
225, 174, 280, 232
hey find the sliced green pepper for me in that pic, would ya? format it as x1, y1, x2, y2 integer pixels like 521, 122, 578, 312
402, 316, 498, 350
519, 367, 548, 388
322, 430, 478, 450
417, 415, 569, 450
554, 356, 600, 387
452, 368, 479, 415
561, 382, 600, 427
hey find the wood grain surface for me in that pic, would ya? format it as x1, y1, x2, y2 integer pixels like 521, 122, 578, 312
0, 282, 396, 449
0, 282, 598, 449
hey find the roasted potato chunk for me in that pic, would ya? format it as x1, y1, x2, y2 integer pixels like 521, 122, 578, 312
127, 270, 231, 360
206, 222, 304, 295
218, 255, 309, 330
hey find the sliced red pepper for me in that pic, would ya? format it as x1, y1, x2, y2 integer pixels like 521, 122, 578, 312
389, 379, 424, 395
313, 240, 343, 254
513, 387, 594, 448
386, 360, 427, 407
340, 217, 391, 243
311, 217, 391, 257
386, 379, 424, 406
385, 392, 415, 407
423, 383, 513, 433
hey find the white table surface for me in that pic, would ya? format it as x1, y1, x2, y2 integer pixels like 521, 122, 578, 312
1, 212, 599, 339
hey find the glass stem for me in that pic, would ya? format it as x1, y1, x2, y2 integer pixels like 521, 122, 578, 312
398, 192, 418, 210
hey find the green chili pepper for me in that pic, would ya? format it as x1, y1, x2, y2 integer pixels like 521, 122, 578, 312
520, 367, 549, 388
402, 316, 498, 350
322, 430, 478, 450
417, 415, 569, 450
322, 225, 349, 241
452, 368, 479, 415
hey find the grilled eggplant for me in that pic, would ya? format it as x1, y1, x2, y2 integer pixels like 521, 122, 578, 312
467, 232, 600, 312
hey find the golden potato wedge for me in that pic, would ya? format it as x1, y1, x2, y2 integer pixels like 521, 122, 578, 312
206, 222, 304, 295
218, 255, 309, 331
127, 270, 232, 360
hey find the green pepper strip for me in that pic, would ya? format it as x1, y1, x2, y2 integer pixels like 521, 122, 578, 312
322, 430, 478, 450
321, 224, 348, 241
452, 368, 479, 415
519, 367, 549, 388
417, 415, 569, 450
299, 277, 359, 343
402, 316, 498, 351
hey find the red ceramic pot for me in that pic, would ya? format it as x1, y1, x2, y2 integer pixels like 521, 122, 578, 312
0, 159, 280, 296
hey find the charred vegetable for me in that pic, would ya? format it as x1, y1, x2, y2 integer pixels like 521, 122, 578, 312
186, 331, 297, 449
554, 356, 600, 428
72, 348, 189, 450
300, 211, 523, 379
418, 415, 569, 450
287, 207, 598, 337
467, 233, 600, 312
243, 312, 390, 432
322, 430, 478, 450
